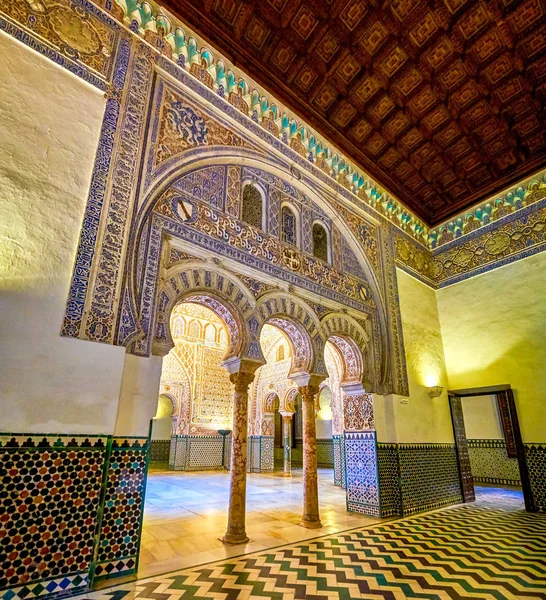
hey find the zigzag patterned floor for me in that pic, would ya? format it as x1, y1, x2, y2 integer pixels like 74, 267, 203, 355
91, 497, 546, 600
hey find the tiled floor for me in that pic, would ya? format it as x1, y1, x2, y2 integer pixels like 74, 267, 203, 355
139, 468, 381, 578
90, 485, 545, 600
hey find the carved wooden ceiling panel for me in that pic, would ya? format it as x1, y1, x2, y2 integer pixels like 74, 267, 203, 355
161, 0, 546, 224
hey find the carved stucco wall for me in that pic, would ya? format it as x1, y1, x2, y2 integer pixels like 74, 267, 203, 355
160, 303, 233, 434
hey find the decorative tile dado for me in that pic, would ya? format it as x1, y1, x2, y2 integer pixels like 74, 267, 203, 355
377, 443, 462, 517
344, 431, 380, 516
92, 437, 149, 582
525, 444, 546, 513
467, 439, 520, 486
398, 444, 462, 515
332, 435, 345, 488
377, 444, 401, 518
149, 440, 170, 462
0, 434, 108, 599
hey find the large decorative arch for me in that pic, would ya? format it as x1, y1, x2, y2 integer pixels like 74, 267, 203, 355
326, 335, 363, 386
255, 292, 325, 377
283, 387, 299, 413
321, 312, 381, 393
106, 139, 404, 394
152, 261, 261, 365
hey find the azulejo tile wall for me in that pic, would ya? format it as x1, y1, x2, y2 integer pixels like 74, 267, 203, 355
377, 444, 401, 518
0, 434, 149, 600
525, 444, 546, 513
149, 440, 170, 463
375, 443, 462, 518
332, 435, 346, 489
92, 438, 149, 582
467, 439, 521, 486
168, 435, 276, 473
344, 432, 380, 517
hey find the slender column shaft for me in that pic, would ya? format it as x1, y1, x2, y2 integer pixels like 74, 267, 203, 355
299, 385, 322, 528
282, 414, 292, 477
222, 371, 254, 544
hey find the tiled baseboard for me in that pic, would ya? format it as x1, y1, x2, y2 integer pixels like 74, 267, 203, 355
525, 443, 546, 512
377, 443, 462, 517
467, 439, 521, 486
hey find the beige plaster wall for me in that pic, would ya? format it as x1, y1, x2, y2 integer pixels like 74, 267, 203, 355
461, 395, 503, 439
437, 251, 546, 443
0, 32, 126, 434
376, 269, 454, 444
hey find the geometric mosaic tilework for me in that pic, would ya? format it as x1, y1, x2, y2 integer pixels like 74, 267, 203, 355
169, 436, 227, 471
92, 437, 149, 583
468, 438, 521, 486
168, 435, 276, 473
149, 440, 170, 463
0, 434, 108, 599
398, 443, 462, 516
88, 501, 546, 600
248, 436, 274, 473
526, 443, 546, 513
332, 434, 346, 489
377, 443, 463, 517
344, 431, 380, 517
377, 443, 402, 517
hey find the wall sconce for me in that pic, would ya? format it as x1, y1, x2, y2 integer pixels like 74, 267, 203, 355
427, 386, 444, 398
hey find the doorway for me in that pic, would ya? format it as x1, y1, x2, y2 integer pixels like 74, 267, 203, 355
448, 385, 535, 511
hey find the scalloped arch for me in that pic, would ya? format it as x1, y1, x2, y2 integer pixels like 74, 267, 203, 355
255, 292, 325, 376
152, 261, 261, 364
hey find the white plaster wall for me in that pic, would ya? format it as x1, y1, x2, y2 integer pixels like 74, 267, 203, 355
461, 395, 503, 439
0, 32, 126, 434
151, 418, 172, 440
380, 269, 454, 444
115, 355, 163, 437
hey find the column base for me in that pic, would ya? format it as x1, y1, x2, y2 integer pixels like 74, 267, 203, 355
221, 532, 250, 545
282, 472, 292, 478
300, 518, 322, 529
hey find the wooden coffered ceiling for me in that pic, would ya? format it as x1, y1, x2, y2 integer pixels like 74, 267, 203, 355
161, 0, 546, 224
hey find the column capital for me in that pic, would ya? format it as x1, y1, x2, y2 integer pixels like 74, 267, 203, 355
280, 412, 294, 421
222, 356, 263, 376
229, 370, 255, 392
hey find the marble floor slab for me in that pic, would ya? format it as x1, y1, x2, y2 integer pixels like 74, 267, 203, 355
138, 468, 381, 579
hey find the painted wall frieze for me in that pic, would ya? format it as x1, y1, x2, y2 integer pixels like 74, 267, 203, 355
395, 199, 546, 288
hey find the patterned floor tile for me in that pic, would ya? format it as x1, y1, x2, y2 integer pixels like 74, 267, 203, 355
89, 488, 546, 600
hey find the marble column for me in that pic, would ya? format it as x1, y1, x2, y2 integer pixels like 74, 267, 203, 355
221, 370, 255, 545
281, 413, 293, 477
298, 384, 322, 528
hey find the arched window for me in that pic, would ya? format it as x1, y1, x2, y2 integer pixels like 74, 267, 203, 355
173, 316, 185, 338
242, 184, 263, 229
218, 328, 228, 347
188, 320, 201, 339
312, 222, 329, 262
281, 205, 297, 246
204, 323, 216, 343
276, 345, 285, 361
